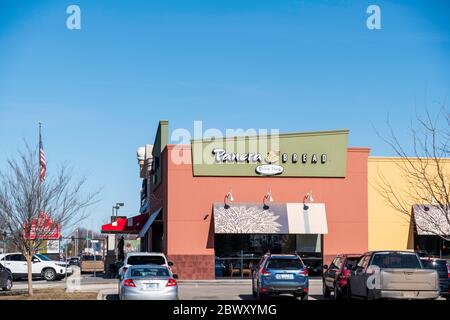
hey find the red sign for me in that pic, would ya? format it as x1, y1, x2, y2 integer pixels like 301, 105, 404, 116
24, 212, 61, 240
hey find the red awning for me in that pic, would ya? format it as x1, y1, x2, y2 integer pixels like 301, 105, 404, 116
101, 213, 149, 234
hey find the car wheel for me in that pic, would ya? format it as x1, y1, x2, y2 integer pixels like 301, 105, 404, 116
256, 286, 267, 300
341, 286, 349, 300
322, 280, 331, 298
346, 283, 353, 300
252, 282, 257, 298
334, 285, 342, 300
42, 268, 56, 281
2, 277, 13, 291
5, 277, 13, 291
257, 292, 267, 300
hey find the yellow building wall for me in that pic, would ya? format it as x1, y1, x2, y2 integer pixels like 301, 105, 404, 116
368, 158, 415, 251
368, 157, 450, 251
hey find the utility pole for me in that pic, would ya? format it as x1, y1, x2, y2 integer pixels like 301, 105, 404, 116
75, 228, 79, 257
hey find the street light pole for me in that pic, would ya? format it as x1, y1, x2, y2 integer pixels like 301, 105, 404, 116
112, 203, 125, 220
2, 231, 6, 255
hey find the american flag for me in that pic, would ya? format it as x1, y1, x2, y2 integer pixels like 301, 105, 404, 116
39, 128, 46, 182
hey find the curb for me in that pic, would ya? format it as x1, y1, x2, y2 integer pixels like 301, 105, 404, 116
97, 288, 119, 300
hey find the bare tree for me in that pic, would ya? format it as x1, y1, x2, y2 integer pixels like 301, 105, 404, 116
374, 104, 450, 241
0, 144, 99, 295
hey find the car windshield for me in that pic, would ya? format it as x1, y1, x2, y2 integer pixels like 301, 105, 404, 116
267, 258, 303, 270
421, 260, 448, 272
130, 267, 170, 278
34, 254, 51, 261
371, 253, 421, 269
345, 257, 360, 269
82, 255, 103, 261
127, 256, 166, 266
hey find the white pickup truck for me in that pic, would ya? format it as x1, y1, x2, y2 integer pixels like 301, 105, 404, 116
0, 252, 72, 281
348, 251, 440, 300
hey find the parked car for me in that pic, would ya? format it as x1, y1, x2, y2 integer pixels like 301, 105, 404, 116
0, 253, 72, 281
119, 264, 179, 300
0, 262, 13, 291
80, 255, 104, 273
118, 252, 173, 279
252, 254, 309, 300
348, 251, 439, 300
420, 257, 450, 300
323, 254, 361, 299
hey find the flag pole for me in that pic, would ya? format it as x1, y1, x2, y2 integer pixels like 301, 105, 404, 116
37, 122, 42, 248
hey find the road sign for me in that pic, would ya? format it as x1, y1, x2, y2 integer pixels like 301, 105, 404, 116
91, 240, 99, 243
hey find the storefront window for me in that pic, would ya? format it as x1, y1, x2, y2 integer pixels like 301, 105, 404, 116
214, 234, 323, 278
415, 235, 450, 259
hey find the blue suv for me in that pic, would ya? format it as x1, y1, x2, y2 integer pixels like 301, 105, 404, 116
252, 254, 309, 300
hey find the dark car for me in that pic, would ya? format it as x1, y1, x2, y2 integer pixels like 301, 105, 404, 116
252, 254, 309, 300
323, 254, 360, 299
68, 257, 81, 267
421, 257, 449, 300
0, 262, 13, 291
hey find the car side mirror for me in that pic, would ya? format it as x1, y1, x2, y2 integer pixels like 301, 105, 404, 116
33, 259, 39, 263
168, 261, 174, 267
173, 274, 179, 279
323, 265, 329, 270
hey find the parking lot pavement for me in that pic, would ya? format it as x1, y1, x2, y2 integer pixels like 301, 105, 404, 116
102, 278, 324, 300
178, 278, 323, 300
10, 279, 66, 291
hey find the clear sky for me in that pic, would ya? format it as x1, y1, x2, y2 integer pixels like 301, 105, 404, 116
0, 0, 449, 232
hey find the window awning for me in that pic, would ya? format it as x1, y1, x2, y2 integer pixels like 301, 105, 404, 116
213, 203, 328, 234
101, 213, 150, 234
138, 208, 162, 238
413, 204, 450, 236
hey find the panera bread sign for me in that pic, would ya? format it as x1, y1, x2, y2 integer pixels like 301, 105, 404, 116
191, 130, 349, 178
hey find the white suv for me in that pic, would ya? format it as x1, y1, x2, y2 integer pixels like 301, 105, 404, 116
0, 253, 72, 281
118, 252, 173, 279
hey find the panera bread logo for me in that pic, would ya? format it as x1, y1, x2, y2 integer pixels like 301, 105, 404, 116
212, 148, 327, 165
212, 148, 328, 176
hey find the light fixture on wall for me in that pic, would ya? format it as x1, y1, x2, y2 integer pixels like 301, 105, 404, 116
224, 190, 234, 208
263, 190, 273, 209
303, 191, 314, 210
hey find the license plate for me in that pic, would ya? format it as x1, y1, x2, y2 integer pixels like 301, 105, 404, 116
146, 283, 159, 290
403, 291, 416, 298
276, 274, 294, 280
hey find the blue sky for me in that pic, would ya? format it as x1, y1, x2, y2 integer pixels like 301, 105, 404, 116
0, 0, 449, 232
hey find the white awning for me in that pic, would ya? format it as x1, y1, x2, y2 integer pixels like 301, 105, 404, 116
413, 205, 450, 236
213, 202, 328, 234
286, 203, 328, 234
138, 208, 162, 238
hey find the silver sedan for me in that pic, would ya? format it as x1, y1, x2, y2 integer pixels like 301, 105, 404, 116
119, 265, 179, 300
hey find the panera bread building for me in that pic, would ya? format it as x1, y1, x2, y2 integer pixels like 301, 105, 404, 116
101, 121, 450, 279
